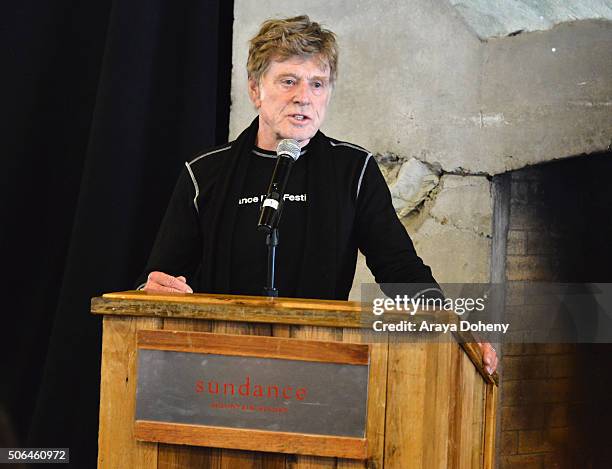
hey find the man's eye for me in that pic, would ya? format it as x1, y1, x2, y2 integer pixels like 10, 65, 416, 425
282, 79, 295, 86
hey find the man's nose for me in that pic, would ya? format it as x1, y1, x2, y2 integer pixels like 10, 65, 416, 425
292, 81, 311, 105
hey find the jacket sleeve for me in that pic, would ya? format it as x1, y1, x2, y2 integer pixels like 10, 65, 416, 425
135, 165, 202, 288
355, 157, 443, 298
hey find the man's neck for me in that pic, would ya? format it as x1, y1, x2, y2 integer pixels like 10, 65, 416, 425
255, 131, 310, 151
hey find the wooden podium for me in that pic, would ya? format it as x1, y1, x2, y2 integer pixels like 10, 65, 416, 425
92, 291, 498, 468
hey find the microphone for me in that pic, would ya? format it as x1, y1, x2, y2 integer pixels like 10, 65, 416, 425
257, 139, 301, 233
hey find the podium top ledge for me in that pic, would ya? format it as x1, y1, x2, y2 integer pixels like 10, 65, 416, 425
91, 291, 364, 327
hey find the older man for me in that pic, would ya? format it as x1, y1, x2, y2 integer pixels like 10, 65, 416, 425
137, 16, 497, 373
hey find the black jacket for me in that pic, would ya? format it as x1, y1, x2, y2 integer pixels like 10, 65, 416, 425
138, 118, 441, 300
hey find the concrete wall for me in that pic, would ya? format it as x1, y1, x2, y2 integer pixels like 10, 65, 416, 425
479, 20, 612, 174
230, 0, 612, 296
449, 0, 612, 38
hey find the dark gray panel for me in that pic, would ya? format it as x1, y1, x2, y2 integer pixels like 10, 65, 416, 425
136, 350, 369, 437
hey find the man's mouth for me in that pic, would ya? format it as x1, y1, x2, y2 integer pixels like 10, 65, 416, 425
289, 114, 309, 121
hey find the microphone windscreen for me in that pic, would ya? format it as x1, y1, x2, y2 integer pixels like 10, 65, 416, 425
276, 139, 301, 161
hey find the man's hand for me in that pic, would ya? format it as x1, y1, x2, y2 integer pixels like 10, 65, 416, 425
144, 271, 193, 293
478, 342, 498, 375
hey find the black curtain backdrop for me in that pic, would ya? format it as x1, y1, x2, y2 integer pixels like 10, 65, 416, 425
0, 0, 233, 466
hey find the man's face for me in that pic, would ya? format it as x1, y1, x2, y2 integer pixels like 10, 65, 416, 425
248, 55, 332, 150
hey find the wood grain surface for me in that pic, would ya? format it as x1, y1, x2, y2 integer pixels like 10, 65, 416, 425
98, 316, 161, 469
135, 421, 367, 460
137, 328, 369, 364
92, 291, 364, 327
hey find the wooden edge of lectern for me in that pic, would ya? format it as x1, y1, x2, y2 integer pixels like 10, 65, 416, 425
92, 291, 499, 468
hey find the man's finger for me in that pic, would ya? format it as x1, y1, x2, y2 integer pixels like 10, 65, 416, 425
148, 271, 189, 290
145, 282, 189, 294
478, 342, 498, 374
486, 349, 498, 374
147, 271, 193, 293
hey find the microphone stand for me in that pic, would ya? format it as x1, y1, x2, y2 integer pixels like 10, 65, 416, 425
263, 228, 279, 297
258, 139, 300, 297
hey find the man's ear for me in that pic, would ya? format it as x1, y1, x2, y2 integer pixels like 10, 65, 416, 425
248, 78, 261, 108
